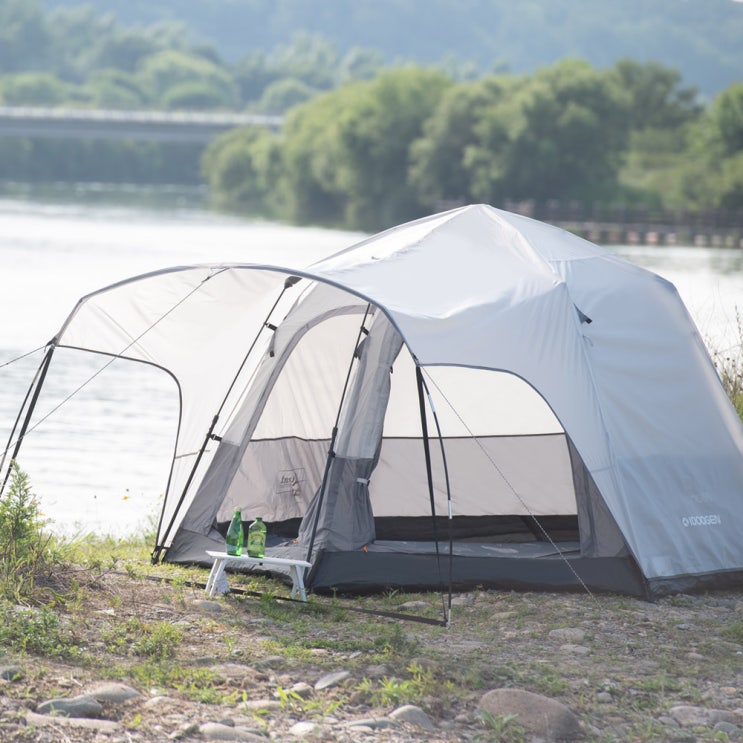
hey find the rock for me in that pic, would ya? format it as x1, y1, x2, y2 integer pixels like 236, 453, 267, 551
87, 682, 141, 703
290, 682, 313, 698
560, 643, 591, 655
715, 721, 741, 739
209, 662, 255, 682
478, 688, 584, 740
192, 599, 223, 612
548, 628, 586, 643
389, 704, 435, 731
314, 670, 350, 690
364, 664, 391, 679
239, 698, 281, 712
289, 721, 317, 736
398, 601, 429, 610
596, 692, 613, 704
347, 717, 396, 729
26, 711, 120, 734
0, 665, 23, 681
198, 721, 266, 741
36, 694, 103, 718
670, 705, 740, 727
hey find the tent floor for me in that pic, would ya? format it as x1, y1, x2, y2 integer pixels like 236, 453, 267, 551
165, 530, 646, 597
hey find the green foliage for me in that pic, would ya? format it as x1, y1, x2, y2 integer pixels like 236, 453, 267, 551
710, 309, 743, 421
477, 710, 527, 743
101, 616, 183, 659
0, 602, 82, 657
721, 620, 743, 644
0, 461, 63, 603
0, 72, 71, 105
355, 661, 455, 708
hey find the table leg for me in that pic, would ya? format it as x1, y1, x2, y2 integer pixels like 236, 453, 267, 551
206, 559, 228, 597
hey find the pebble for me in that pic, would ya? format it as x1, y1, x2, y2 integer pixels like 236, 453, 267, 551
0, 665, 23, 682
548, 627, 586, 643
389, 704, 435, 730
314, 670, 351, 690
36, 693, 103, 718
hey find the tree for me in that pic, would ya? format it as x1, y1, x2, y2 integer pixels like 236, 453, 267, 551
408, 75, 518, 209
0, 72, 71, 105
612, 59, 702, 131
330, 66, 452, 229
202, 126, 282, 213
0, 0, 52, 73
136, 49, 239, 109
499, 60, 630, 202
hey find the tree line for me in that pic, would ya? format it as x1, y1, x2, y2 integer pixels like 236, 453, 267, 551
0, 0, 741, 231
203, 61, 743, 232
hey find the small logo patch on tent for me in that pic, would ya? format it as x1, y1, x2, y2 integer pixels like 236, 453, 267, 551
276, 468, 305, 498
681, 514, 721, 528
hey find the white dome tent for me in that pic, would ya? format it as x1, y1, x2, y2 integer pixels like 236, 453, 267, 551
4, 204, 743, 599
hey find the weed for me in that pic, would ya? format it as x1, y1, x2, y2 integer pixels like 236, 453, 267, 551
0, 602, 82, 659
721, 620, 743, 643
101, 617, 182, 660
275, 685, 343, 718
476, 710, 527, 742
355, 661, 455, 709
0, 461, 65, 603
709, 307, 743, 420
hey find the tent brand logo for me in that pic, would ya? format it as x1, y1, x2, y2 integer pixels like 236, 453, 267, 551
681, 514, 721, 528
276, 468, 305, 498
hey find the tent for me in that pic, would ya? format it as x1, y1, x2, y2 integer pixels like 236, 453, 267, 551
6, 204, 743, 599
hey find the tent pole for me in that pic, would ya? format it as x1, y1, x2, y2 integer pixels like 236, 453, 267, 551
152, 276, 302, 563
304, 304, 372, 563
415, 364, 454, 628
0, 342, 56, 496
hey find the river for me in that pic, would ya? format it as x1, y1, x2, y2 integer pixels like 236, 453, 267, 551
0, 196, 741, 537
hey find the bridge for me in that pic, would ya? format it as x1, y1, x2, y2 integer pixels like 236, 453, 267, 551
0, 106, 283, 143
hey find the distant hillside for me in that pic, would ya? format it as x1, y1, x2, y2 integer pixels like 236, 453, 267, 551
40, 0, 743, 98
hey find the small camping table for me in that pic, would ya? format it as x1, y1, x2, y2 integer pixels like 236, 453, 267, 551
204, 550, 312, 601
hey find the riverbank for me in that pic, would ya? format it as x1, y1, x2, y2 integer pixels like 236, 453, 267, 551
0, 553, 741, 742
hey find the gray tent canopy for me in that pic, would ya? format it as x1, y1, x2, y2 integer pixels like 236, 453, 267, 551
7, 205, 743, 598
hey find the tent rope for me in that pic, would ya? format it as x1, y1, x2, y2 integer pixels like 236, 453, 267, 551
1, 268, 226, 462
0, 344, 46, 369
420, 367, 599, 605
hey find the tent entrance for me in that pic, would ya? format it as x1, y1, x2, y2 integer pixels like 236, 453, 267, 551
166, 278, 633, 594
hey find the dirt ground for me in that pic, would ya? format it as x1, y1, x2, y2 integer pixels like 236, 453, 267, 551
0, 564, 742, 742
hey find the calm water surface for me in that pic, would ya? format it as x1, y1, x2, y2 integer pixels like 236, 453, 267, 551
0, 198, 741, 536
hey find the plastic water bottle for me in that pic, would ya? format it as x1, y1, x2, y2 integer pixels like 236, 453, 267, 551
225, 509, 244, 556
247, 517, 267, 558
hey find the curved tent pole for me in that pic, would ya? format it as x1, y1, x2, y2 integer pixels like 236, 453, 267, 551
152, 275, 302, 563
0, 341, 56, 496
415, 363, 454, 627
304, 304, 373, 563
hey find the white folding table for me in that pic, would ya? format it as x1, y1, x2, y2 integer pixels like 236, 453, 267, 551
204, 550, 312, 601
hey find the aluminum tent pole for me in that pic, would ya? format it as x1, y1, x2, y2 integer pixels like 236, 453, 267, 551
0, 342, 56, 496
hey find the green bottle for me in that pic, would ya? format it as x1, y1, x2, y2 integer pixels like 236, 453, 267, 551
225, 509, 244, 556
247, 517, 267, 558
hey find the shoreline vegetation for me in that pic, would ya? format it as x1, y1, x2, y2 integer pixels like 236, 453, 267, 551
0, 4, 742, 235
0, 462, 742, 742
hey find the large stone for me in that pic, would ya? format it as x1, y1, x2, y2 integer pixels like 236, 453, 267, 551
0, 665, 23, 682
26, 711, 120, 734
36, 694, 103, 718
314, 670, 350, 690
87, 682, 141, 703
478, 688, 584, 740
389, 704, 435, 730
198, 721, 266, 741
